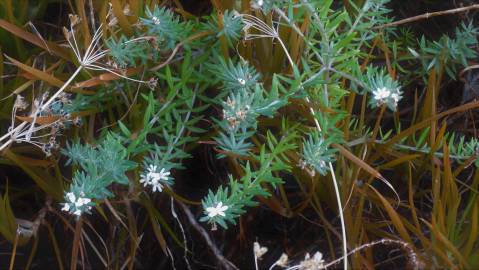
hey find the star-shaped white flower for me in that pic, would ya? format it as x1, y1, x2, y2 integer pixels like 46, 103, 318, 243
206, 202, 228, 218
373, 87, 391, 102
140, 165, 171, 193
61, 191, 92, 216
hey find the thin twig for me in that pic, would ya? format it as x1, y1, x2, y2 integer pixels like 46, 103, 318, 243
178, 202, 239, 270
149, 31, 212, 72
377, 4, 479, 29
321, 239, 420, 269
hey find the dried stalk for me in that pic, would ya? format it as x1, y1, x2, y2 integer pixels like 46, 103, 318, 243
377, 4, 479, 28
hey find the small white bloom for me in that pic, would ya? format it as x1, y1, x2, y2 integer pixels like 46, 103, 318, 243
391, 93, 400, 104
141, 165, 171, 193
75, 201, 83, 208
206, 202, 228, 218
148, 164, 158, 173
150, 178, 164, 193
140, 173, 151, 186
150, 168, 170, 183
238, 78, 246, 86
61, 203, 70, 212
66, 192, 76, 203
152, 16, 160, 25
373, 87, 391, 102
75, 197, 91, 208
62, 191, 93, 216
257, 0, 264, 6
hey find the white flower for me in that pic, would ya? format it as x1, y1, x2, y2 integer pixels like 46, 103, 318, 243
150, 168, 171, 183
206, 202, 228, 218
140, 165, 171, 193
61, 203, 70, 212
152, 16, 160, 25
257, 0, 264, 6
238, 78, 246, 86
391, 93, 400, 106
66, 192, 76, 203
75, 197, 91, 208
61, 191, 92, 216
373, 87, 391, 102
140, 172, 151, 186
150, 178, 164, 193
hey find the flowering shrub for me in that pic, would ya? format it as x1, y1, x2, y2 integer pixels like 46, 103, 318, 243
1, 0, 479, 269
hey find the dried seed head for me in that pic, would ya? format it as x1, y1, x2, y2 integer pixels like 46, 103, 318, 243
226, 116, 239, 129
42, 143, 52, 156
299, 251, 324, 270
62, 27, 72, 41
68, 14, 81, 27
236, 109, 247, 120
14, 95, 28, 111
148, 77, 158, 90
276, 253, 289, 267
57, 92, 72, 104
254, 242, 268, 259
225, 97, 235, 108
73, 116, 83, 126
123, 4, 132, 16
41, 91, 50, 102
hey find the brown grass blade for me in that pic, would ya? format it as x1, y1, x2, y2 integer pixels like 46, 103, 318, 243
5, 55, 67, 88
369, 185, 413, 244
0, 19, 70, 60
334, 143, 400, 204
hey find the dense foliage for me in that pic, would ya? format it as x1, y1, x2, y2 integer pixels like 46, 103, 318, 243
1, 0, 479, 269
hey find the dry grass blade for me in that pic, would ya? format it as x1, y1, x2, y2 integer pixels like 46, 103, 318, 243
0, 19, 70, 60
369, 185, 413, 244
334, 143, 400, 205
5, 55, 68, 88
